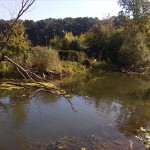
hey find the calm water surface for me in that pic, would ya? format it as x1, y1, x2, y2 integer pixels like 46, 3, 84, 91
0, 73, 150, 150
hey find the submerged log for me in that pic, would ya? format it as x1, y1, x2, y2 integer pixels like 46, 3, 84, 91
5, 81, 69, 98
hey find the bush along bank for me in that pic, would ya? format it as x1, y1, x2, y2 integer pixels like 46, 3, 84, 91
1, 47, 148, 80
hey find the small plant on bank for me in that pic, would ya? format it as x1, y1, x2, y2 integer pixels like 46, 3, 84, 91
27, 47, 62, 73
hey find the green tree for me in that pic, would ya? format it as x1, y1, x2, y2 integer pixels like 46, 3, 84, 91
118, 0, 150, 32
24, 20, 36, 46
0, 20, 29, 65
118, 0, 150, 68
6, 20, 29, 57
0, 0, 35, 77
0, 20, 30, 77
80, 17, 121, 61
106, 28, 124, 64
50, 32, 82, 51
50, 36, 63, 50
119, 32, 150, 67
63, 32, 81, 50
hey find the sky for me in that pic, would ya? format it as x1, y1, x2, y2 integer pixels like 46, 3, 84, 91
0, 0, 121, 21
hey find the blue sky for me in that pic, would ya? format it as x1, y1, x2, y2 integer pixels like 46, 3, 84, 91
0, 0, 121, 21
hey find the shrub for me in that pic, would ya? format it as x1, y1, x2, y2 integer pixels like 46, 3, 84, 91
58, 50, 86, 62
27, 47, 61, 72
61, 61, 88, 75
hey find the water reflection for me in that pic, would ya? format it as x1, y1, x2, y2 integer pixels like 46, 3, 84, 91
116, 98, 150, 137
0, 73, 150, 149
70, 74, 150, 137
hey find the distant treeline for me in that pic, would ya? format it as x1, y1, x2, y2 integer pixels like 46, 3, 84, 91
24, 17, 100, 46
0, 17, 121, 46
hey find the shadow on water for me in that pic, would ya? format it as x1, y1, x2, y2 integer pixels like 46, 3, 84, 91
0, 73, 150, 149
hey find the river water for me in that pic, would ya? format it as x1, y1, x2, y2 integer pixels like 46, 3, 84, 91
0, 73, 150, 150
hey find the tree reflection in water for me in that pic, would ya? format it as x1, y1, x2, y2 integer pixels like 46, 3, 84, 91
68, 73, 150, 136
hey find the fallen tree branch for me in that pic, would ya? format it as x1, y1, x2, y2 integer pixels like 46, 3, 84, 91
4, 55, 58, 86
5, 80, 69, 98
6, 82, 29, 88
17, 67, 28, 82
4, 55, 35, 82
3, 55, 71, 98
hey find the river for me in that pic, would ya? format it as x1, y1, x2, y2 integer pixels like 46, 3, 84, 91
0, 73, 150, 150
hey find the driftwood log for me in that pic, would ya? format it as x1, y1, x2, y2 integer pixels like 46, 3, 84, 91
4, 56, 70, 98
3, 81, 77, 112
